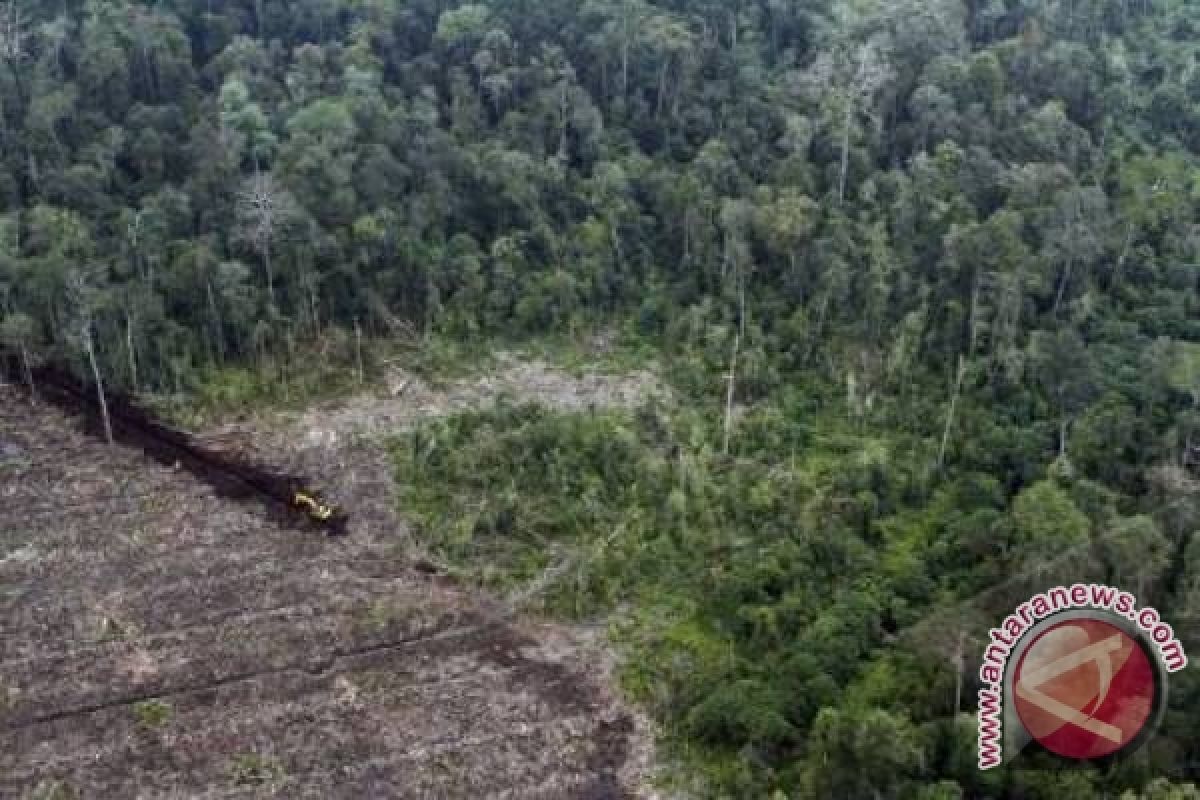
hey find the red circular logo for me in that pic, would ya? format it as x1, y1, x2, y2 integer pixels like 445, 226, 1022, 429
1013, 617, 1157, 760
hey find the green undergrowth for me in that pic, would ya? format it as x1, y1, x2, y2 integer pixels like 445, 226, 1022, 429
229, 754, 285, 787
390, 376, 968, 795
153, 347, 367, 428
131, 699, 172, 729
516, 327, 664, 378
26, 782, 76, 800
156, 326, 650, 428
389, 349, 1185, 796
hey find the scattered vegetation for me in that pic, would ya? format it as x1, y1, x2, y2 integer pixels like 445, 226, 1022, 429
26, 782, 76, 800
0, 687, 17, 720
229, 754, 285, 787
131, 699, 172, 730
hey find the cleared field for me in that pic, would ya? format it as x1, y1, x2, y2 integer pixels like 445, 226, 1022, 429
0, 387, 639, 799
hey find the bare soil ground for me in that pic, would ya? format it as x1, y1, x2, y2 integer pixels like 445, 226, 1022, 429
1, 357, 663, 799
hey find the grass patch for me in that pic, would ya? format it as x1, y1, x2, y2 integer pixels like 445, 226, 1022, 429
132, 699, 172, 729
27, 782, 76, 800
229, 753, 285, 787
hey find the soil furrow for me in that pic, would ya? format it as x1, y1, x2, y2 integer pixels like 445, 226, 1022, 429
1, 377, 641, 798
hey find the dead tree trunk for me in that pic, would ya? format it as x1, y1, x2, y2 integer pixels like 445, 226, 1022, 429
83, 324, 114, 446
936, 355, 967, 471
1053, 253, 1075, 316
953, 629, 965, 714
263, 245, 275, 310
354, 317, 365, 387
723, 269, 748, 456
723, 330, 740, 456
124, 308, 139, 394
18, 339, 34, 402
1112, 223, 1134, 289
838, 99, 853, 206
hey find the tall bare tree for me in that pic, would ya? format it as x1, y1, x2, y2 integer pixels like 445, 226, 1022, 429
236, 171, 299, 310
803, 40, 892, 206
0, 1, 29, 103
66, 269, 113, 446
0, 1, 32, 196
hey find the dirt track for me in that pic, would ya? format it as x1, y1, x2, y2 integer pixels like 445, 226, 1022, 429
0, 384, 645, 799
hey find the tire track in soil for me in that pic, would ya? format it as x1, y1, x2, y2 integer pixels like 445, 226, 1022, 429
3, 619, 630, 799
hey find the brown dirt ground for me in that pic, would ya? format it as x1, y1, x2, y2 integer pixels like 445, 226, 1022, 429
0, 360, 663, 799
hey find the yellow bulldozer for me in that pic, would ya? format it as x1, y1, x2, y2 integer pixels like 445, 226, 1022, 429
291, 490, 338, 523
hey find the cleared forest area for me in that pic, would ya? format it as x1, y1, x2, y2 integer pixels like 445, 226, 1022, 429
0, 385, 643, 799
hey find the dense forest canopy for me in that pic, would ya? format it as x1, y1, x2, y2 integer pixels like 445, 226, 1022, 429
3, 0, 1200, 797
